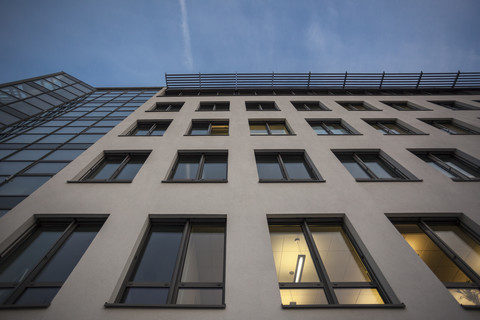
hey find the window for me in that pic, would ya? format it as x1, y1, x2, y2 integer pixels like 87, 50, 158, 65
411, 150, 480, 181
307, 119, 358, 135
429, 100, 480, 111
126, 121, 171, 136
364, 119, 421, 135
80, 152, 150, 182
255, 151, 322, 182
337, 101, 378, 111
166, 152, 227, 182
197, 102, 229, 111
249, 120, 292, 135
381, 101, 429, 111
111, 218, 226, 307
390, 217, 480, 307
245, 101, 278, 111
0, 217, 104, 307
419, 119, 480, 135
151, 102, 184, 112
291, 101, 329, 111
188, 120, 229, 136
334, 150, 416, 181
268, 218, 400, 307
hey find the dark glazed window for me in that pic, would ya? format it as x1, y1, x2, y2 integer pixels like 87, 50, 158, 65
245, 101, 278, 111
307, 120, 356, 135
80, 152, 149, 182
365, 119, 419, 135
291, 101, 328, 111
127, 121, 171, 136
197, 102, 229, 111
337, 102, 377, 111
268, 218, 398, 307
428, 100, 480, 110
381, 101, 428, 111
0, 217, 104, 307
188, 121, 229, 136
391, 218, 480, 307
116, 218, 226, 307
249, 121, 291, 135
152, 102, 184, 112
412, 150, 480, 181
255, 152, 321, 182
167, 152, 227, 182
420, 119, 480, 135
334, 151, 414, 181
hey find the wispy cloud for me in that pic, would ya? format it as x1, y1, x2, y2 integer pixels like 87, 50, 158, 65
179, 0, 193, 71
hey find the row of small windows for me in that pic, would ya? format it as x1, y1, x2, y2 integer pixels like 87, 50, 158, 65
150, 100, 480, 112
73, 149, 480, 184
123, 118, 480, 136
1, 215, 479, 308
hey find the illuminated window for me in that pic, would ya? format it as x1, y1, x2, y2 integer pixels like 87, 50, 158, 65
249, 120, 292, 135
0, 217, 104, 307
268, 218, 400, 307
112, 218, 226, 307
188, 120, 229, 136
391, 218, 480, 307
166, 152, 228, 182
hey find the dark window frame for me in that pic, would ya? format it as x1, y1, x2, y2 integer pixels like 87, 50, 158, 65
268, 216, 404, 308
149, 102, 184, 112
364, 119, 424, 135
254, 151, 323, 182
196, 102, 230, 111
333, 150, 419, 182
306, 119, 359, 135
389, 215, 480, 309
106, 216, 226, 308
428, 100, 480, 111
0, 215, 106, 308
249, 120, 293, 136
291, 101, 330, 111
187, 120, 229, 136
78, 152, 150, 183
245, 101, 279, 111
336, 101, 379, 111
419, 119, 480, 135
381, 101, 430, 111
164, 151, 228, 183
124, 120, 172, 136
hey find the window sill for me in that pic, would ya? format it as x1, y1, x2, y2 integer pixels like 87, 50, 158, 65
250, 134, 296, 136
162, 180, 228, 183
451, 178, 480, 182
259, 179, 325, 183
118, 135, 164, 137
145, 110, 180, 112
195, 110, 230, 112
296, 109, 331, 111
382, 133, 429, 136
461, 305, 480, 310
184, 134, 229, 136
316, 134, 362, 136
281, 303, 405, 309
67, 180, 133, 183
0, 304, 49, 309
355, 179, 422, 182
104, 303, 225, 309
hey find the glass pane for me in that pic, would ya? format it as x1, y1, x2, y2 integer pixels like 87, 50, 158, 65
310, 226, 371, 282
25, 162, 68, 174
44, 150, 84, 161
38, 134, 74, 143
14, 287, 60, 305
122, 287, 169, 304
269, 225, 320, 283
181, 225, 225, 282
0, 176, 50, 195
190, 123, 209, 135
423, 157, 456, 178
0, 227, 64, 283
0, 288, 12, 304
437, 154, 479, 178
439, 123, 469, 134
150, 127, 166, 136
395, 224, 471, 283
6, 134, 44, 143
269, 123, 288, 135
34, 225, 99, 282
210, 124, 228, 135
132, 124, 151, 136
371, 123, 387, 134
325, 123, 349, 134
337, 154, 370, 179
335, 288, 384, 304
201, 155, 227, 180
132, 225, 183, 282
360, 154, 398, 179
256, 154, 284, 180
172, 155, 200, 180
429, 225, 480, 275
87, 156, 123, 180
27, 127, 59, 134
311, 124, 328, 135
56, 127, 86, 134
115, 157, 145, 180
282, 154, 315, 180
448, 289, 480, 306
280, 289, 327, 306
85, 127, 111, 133
69, 134, 103, 143
176, 288, 223, 305
0, 161, 32, 175
250, 123, 268, 135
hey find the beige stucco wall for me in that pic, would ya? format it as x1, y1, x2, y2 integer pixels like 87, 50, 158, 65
0, 91, 479, 320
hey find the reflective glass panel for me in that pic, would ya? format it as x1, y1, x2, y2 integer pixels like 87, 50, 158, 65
44, 150, 83, 160
210, 124, 228, 135
172, 155, 200, 180
25, 162, 68, 174
280, 289, 327, 306
256, 154, 283, 180
0, 176, 50, 195
250, 123, 268, 134
122, 288, 169, 305
311, 124, 328, 135
269, 123, 288, 135
15, 287, 60, 305
337, 154, 369, 179
115, 156, 145, 180
0, 161, 32, 175
176, 289, 223, 305
201, 156, 227, 180
282, 154, 315, 180
448, 289, 480, 306
325, 123, 349, 134
335, 288, 384, 304
359, 154, 399, 179
7, 150, 50, 161
190, 122, 209, 135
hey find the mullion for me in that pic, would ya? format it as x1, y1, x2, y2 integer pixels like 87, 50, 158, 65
207, 123, 213, 135
320, 122, 333, 135
353, 154, 377, 179
265, 123, 272, 135
146, 123, 157, 136
109, 155, 131, 181
4, 221, 76, 305
427, 153, 469, 180
196, 154, 206, 180
302, 221, 339, 304
433, 122, 455, 134
276, 154, 289, 180
168, 221, 191, 304
419, 220, 480, 284
376, 122, 394, 134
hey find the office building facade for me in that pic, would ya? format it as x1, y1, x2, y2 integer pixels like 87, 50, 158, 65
0, 72, 479, 319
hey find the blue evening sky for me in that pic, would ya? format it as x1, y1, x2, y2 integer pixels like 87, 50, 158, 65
1, 0, 479, 87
